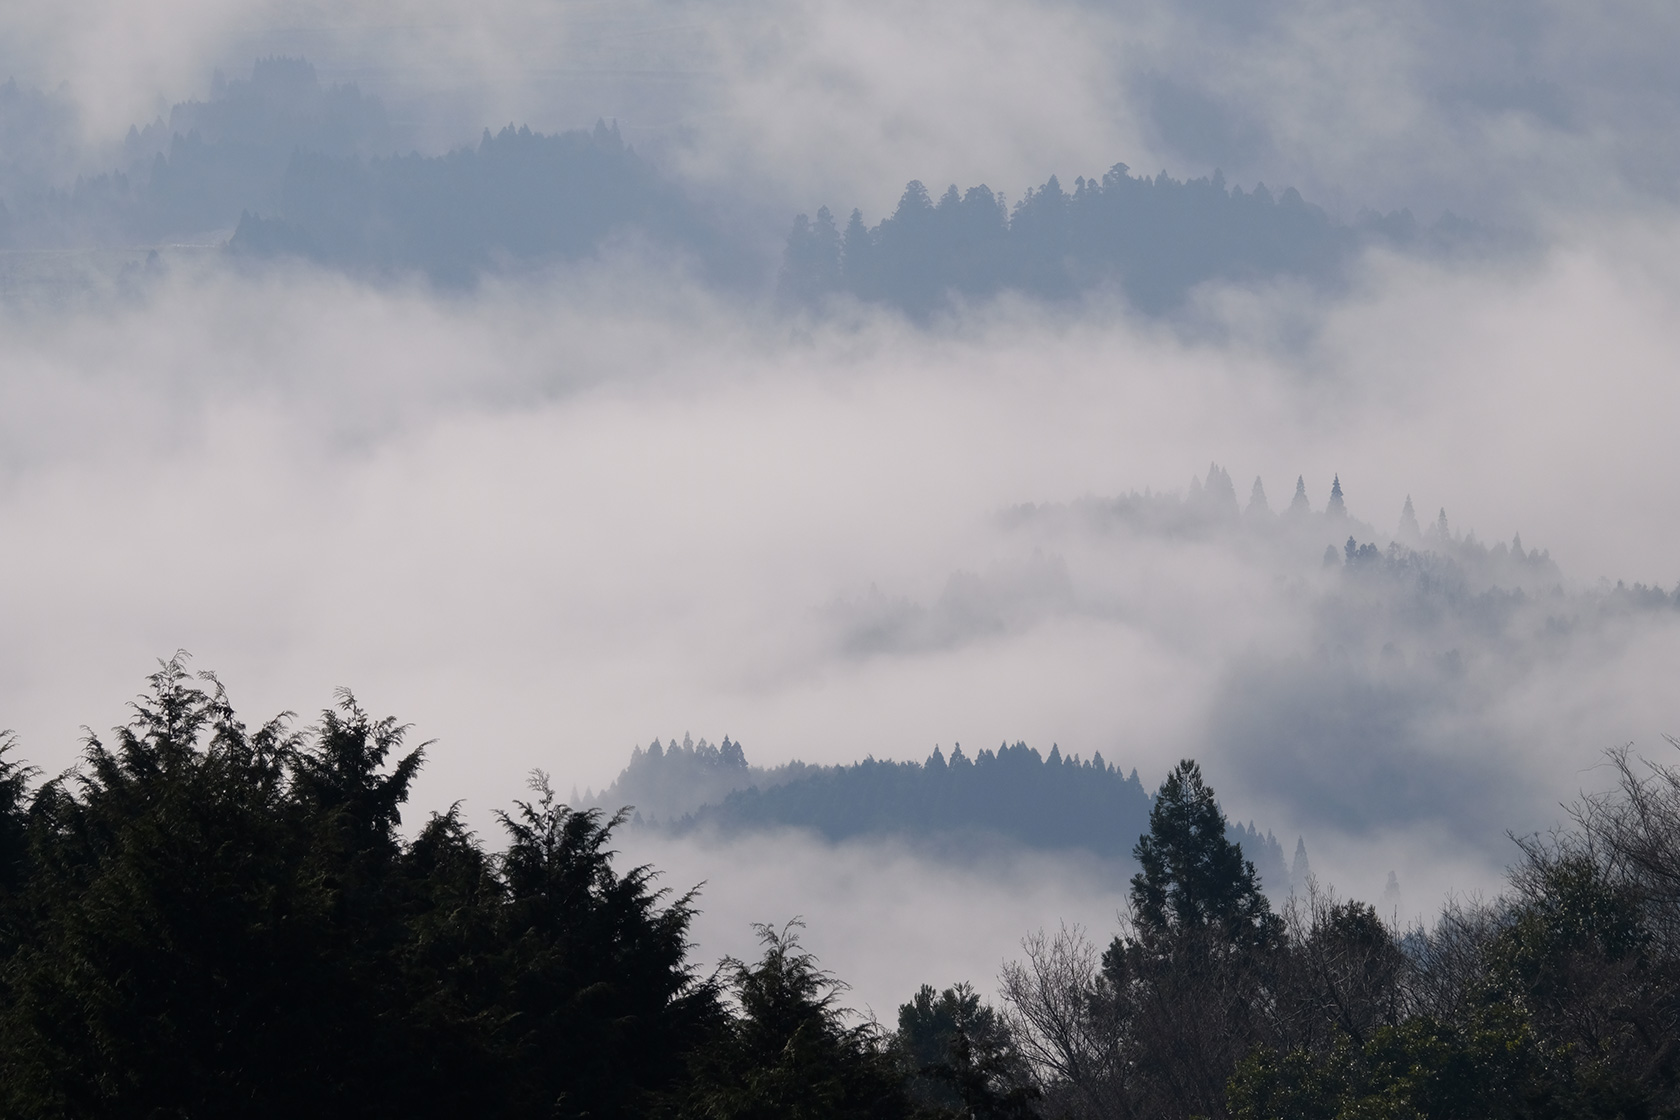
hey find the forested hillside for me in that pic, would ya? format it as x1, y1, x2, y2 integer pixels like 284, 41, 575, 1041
779, 169, 1480, 315
0, 59, 740, 283
0, 659, 1674, 1117
1, 59, 393, 246
228, 120, 725, 282
0, 57, 1485, 304
589, 736, 1294, 892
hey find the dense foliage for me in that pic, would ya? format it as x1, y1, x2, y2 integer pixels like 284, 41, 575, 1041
1, 659, 1676, 1118
998, 756, 1680, 1120
0, 658, 718, 1117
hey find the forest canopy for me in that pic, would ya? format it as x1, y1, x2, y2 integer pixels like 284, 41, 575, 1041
0, 658, 1674, 1117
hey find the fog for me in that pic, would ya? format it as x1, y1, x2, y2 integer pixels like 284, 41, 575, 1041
8, 0, 1680, 221
3, 0, 1680, 1011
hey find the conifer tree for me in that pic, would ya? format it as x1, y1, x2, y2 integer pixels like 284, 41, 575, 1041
679, 922, 913, 1120
1127, 760, 1280, 949
1289, 837, 1311, 895
1397, 495, 1422, 543
1288, 476, 1311, 516
1326, 475, 1346, 519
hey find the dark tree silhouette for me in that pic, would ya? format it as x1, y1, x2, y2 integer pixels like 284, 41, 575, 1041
1128, 759, 1280, 949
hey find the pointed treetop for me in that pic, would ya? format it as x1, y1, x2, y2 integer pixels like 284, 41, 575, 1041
1129, 759, 1279, 946
1398, 495, 1422, 542
1246, 476, 1269, 516
1203, 464, 1238, 514
1288, 475, 1311, 515
1326, 474, 1346, 518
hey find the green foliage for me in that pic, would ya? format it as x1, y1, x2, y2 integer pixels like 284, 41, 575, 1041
676, 921, 914, 1120
1227, 825, 1680, 1120
1228, 1010, 1555, 1120
1128, 758, 1280, 949
896, 982, 1038, 1119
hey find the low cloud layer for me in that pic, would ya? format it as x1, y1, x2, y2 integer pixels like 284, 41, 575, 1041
618, 826, 1134, 1020
0, 223, 1677, 925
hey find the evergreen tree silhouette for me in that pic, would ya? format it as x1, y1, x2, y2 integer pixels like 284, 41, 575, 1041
1326, 474, 1346, 519
1128, 760, 1279, 948
1288, 476, 1311, 516
1397, 495, 1422, 543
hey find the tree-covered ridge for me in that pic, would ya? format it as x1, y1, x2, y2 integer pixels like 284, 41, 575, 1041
2, 58, 393, 247
0, 59, 740, 284
593, 736, 1294, 892
1010, 463, 1564, 594
681, 742, 1151, 856
0, 58, 1487, 304
585, 731, 821, 824
228, 119, 727, 282
780, 169, 1477, 316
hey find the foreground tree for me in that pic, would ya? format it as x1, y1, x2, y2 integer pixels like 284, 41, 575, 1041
1231, 743, 1680, 1120
1002, 761, 1285, 1120
896, 982, 1039, 1119
0, 656, 719, 1119
1127, 759, 1280, 949
675, 921, 914, 1120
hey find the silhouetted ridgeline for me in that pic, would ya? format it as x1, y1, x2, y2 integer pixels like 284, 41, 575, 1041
780, 169, 1480, 315
3, 59, 393, 246
0, 59, 746, 284
230, 120, 731, 282
584, 732, 821, 823
0, 57, 1492, 305
588, 736, 1293, 890
1008, 464, 1565, 595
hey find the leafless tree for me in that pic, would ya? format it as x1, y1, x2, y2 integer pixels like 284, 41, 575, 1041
999, 925, 1129, 1120
1270, 880, 1405, 1050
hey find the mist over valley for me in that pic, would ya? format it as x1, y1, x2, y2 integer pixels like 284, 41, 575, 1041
1, 2, 1679, 1114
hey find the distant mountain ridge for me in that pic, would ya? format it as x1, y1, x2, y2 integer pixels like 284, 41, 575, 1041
583, 736, 1295, 894
0, 58, 1489, 310
779, 167, 1486, 317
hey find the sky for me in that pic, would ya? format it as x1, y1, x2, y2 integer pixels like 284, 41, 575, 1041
2, 0, 1680, 1013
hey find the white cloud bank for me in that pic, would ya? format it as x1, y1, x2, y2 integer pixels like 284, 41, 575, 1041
0, 223, 1675, 924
